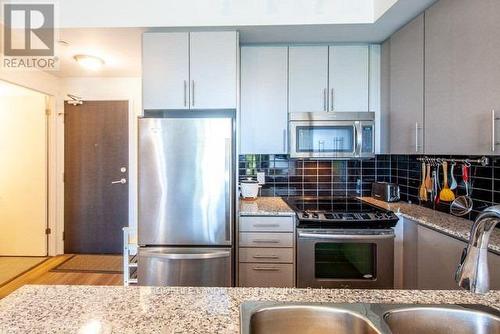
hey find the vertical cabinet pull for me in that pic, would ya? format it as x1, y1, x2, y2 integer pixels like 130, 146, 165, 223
330, 88, 334, 111
191, 80, 195, 107
183, 80, 187, 107
323, 88, 327, 111
282, 129, 287, 153
492, 110, 500, 152
415, 122, 423, 153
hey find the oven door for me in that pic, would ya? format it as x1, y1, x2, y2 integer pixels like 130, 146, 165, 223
297, 230, 394, 289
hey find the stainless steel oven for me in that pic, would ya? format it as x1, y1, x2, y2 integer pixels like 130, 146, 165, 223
289, 112, 375, 159
297, 229, 394, 288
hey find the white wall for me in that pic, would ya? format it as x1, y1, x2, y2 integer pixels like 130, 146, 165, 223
59, 77, 141, 253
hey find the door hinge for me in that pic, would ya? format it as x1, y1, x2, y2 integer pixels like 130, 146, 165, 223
62, 231, 65, 241
62, 172, 65, 183
45, 109, 51, 116
45, 228, 51, 235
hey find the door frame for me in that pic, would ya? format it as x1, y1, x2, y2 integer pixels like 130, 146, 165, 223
57, 99, 135, 255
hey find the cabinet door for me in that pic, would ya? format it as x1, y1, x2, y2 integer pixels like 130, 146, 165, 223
417, 225, 463, 289
425, 0, 500, 155
240, 46, 288, 154
189, 31, 237, 109
389, 14, 424, 154
288, 46, 328, 113
142, 32, 189, 110
329, 45, 369, 112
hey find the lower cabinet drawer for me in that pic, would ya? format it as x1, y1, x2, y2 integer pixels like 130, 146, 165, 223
239, 247, 294, 263
239, 263, 294, 288
239, 232, 293, 248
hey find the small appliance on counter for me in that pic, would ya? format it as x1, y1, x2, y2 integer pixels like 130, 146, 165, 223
239, 178, 261, 200
371, 182, 400, 203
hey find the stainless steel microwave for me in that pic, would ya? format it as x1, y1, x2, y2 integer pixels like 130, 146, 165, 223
289, 112, 375, 159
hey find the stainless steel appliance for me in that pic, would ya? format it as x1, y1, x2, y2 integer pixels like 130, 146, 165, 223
284, 197, 398, 289
371, 182, 400, 203
289, 112, 375, 159
138, 115, 234, 287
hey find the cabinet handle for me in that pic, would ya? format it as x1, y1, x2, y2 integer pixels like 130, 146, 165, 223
252, 255, 279, 259
253, 224, 280, 228
415, 122, 423, 153
191, 80, 195, 107
492, 109, 500, 152
183, 80, 187, 107
323, 88, 327, 111
253, 239, 280, 244
282, 129, 287, 153
330, 88, 334, 111
252, 267, 280, 271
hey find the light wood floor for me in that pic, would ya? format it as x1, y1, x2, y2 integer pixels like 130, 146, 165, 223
0, 255, 122, 299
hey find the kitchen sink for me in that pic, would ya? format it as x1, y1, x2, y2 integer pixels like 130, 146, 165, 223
248, 305, 381, 334
383, 307, 500, 334
240, 302, 500, 334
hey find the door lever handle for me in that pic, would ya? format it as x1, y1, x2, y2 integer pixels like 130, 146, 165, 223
111, 178, 127, 184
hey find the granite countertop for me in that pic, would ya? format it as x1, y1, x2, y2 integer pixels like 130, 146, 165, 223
239, 197, 295, 216
360, 196, 500, 254
1, 285, 499, 333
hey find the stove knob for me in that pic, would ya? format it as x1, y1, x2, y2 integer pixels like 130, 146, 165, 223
312, 213, 319, 219
302, 212, 310, 218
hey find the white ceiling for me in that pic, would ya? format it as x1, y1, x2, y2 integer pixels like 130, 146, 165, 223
51, 0, 437, 77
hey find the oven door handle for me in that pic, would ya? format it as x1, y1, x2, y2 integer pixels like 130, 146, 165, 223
298, 232, 395, 240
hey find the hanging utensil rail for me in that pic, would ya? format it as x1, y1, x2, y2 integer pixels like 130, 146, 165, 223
416, 156, 489, 167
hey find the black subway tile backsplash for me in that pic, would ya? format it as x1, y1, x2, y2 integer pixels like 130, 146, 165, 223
239, 153, 499, 223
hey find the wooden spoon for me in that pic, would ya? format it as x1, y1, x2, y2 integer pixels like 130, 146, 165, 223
419, 162, 428, 201
424, 163, 432, 192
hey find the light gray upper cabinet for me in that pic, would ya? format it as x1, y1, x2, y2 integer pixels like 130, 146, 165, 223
288, 46, 329, 113
142, 32, 189, 110
389, 14, 424, 154
142, 31, 237, 110
240, 46, 288, 154
189, 31, 237, 109
416, 224, 500, 290
329, 45, 369, 112
424, 0, 500, 155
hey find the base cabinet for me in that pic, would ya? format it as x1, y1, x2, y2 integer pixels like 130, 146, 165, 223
402, 219, 500, 290
238, 216, 295, 288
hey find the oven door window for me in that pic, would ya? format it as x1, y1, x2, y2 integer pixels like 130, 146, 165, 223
315, 243, 375, 280
296, 126, 355, 153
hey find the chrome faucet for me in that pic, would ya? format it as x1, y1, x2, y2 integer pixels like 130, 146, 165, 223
456, 205, 500, 293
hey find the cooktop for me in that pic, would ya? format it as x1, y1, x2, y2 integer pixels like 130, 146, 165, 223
283, 196, 399, 229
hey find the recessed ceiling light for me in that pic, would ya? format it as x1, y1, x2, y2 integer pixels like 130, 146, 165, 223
74, 54, 105, 71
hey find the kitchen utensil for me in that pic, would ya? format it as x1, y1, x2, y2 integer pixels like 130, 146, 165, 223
432, 170, 439, 205
450, 162, 458, 190
450, 164, 473, 216
439, 161, 456, 202
419, 162, 428, 201
425, 163, 432, 192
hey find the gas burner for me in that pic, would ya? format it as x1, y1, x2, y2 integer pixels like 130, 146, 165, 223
284, 196, 399, 229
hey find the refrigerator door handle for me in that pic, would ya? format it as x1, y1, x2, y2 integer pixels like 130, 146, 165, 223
140, 250, 231, 260
225, 138, 232, 243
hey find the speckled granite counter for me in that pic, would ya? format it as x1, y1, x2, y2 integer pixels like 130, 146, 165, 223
1, 285, 499, 333
239, 197, 294, 216
360, 197, 500, 254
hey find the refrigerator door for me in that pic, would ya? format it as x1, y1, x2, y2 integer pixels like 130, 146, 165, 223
137, 247, 232, 287
139, 117, 233, 246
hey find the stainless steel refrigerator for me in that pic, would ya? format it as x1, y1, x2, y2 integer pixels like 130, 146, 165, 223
137, 115, 234, 287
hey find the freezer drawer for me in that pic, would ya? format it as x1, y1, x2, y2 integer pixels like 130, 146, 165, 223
138, 247, 232, 287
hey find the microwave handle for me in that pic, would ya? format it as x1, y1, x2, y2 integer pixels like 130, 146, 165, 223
354, 122, 362, 156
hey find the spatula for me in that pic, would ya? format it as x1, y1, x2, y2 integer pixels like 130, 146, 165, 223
439, 161, 456, 202
425, 163, 432, 192
419, 162, 428, 201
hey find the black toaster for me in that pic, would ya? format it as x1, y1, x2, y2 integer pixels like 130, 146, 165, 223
371, 182, 400, 202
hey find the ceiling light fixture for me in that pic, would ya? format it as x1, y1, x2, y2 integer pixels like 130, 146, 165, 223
74, 54, 105, 70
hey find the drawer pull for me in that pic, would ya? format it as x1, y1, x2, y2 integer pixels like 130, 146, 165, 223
253, 239, 280, 244
253, 224, 280, 228
252, 255, 279, 259
252, 267, 280, 271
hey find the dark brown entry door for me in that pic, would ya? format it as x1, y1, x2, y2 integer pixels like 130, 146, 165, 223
64, 101, 129, 254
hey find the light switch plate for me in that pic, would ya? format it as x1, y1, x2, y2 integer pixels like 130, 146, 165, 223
256, 172, 265, 185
